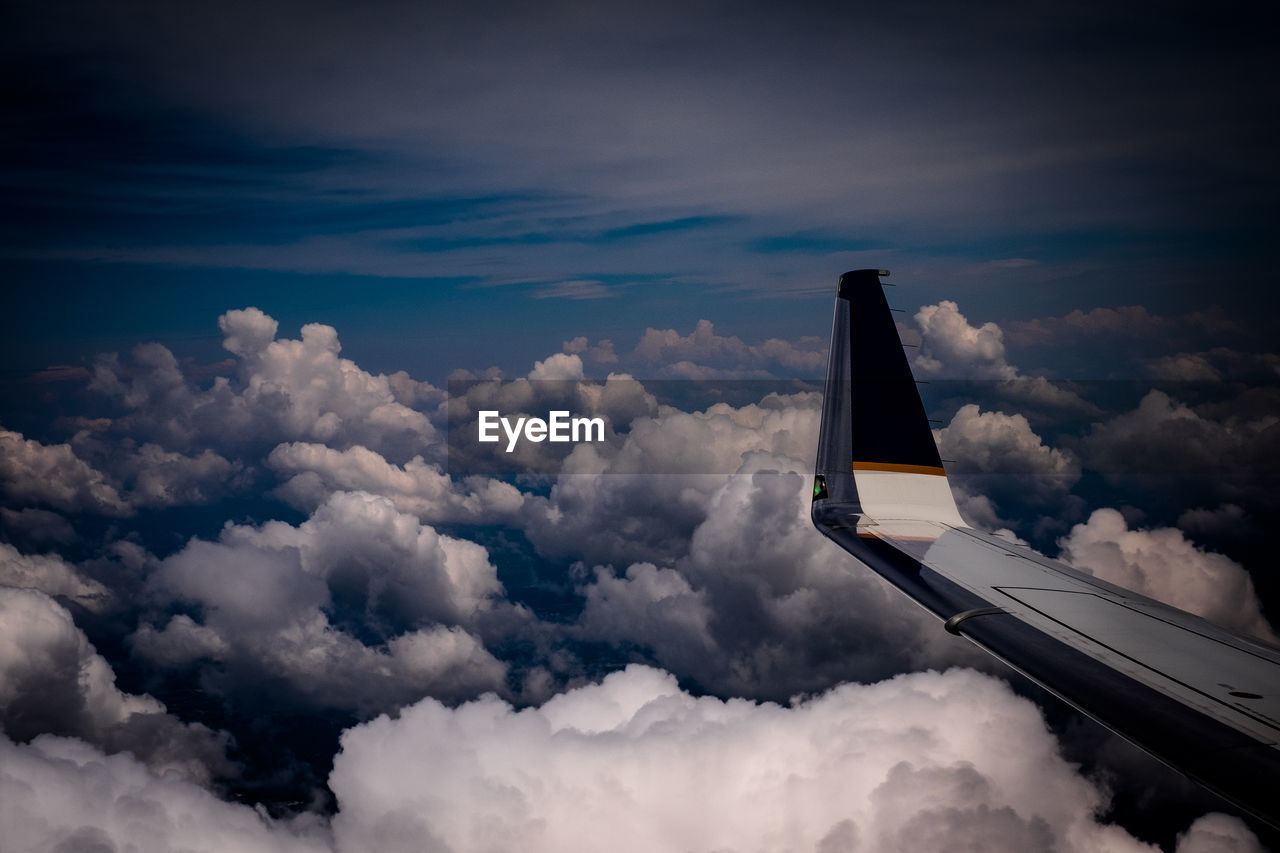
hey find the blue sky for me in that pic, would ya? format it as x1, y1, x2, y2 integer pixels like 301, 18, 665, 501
3, 0, 1277, 380
2, 1, 1279, 850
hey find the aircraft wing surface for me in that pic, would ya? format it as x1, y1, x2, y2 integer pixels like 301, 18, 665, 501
811, 269, 1280, 827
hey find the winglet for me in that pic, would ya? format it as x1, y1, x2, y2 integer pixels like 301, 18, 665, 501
813, 270, 964, 526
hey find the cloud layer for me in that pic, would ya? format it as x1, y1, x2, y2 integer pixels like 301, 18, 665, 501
1, 300, 1277, 847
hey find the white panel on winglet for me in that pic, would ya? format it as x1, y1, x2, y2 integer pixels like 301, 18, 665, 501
853, 470, 965, 525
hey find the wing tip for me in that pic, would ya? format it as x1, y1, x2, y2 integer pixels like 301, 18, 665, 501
837, 268, 890, 300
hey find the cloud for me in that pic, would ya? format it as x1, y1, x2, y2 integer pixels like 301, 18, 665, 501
912, 303, 1097, 415
1082, 389, 1280, 483
519, 393, 821, 567
132, 491, 513, 714
934, 404, 1083, 532
267, 442, 524, 524
0, 425, 246, 517
562, 335, 619, 365
561, 322, 828, 379
0, 587, 233, 784
330, 664, 1179, 853
1177, 504, 1251, 539
0, 429, 129, 516
915, 301, 1018, 380
1005, 306, 1172, 348
936, 404, 1080, 479
1146, 353, 1222, 382
1058, 508, 1277, 643
527, 352, 585, 382
1146, 348, 1280, 383
4, 666, 1262, 853
567, 446, 983, 698
89, 310, 437, 461
0, 543, 112, 613
0, 314, 1270, 846
532, 279, 614, 299
629, 319, 826, 378
15, 307, 450, 519
124, 444, 243, 508
0, 508, 77, 546
1175, 813, 1267, 853
0, 733, 327, 853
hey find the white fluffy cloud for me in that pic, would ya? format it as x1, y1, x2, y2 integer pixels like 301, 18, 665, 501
132, 491, 512, 713
89, 309, 438, 461
912, 302, 1096, 413
329, 664, 1233, 853
3, 306, 1272, 849
0, 734, 327, 853
569, 443, 984, 698
3, 666, 1261, 853
936, 404, 1080, 479
520, 393, 821, 567
0, 428, 129, 516
0, 587, 233, 784
268, 442, 525, 524
0, 426, 246, 516
934, 404, 1083, 532
125, 443, 243, 507
915, 301, 1017, 380
1059, 508, 1277, 643
1175, 813, 1267, 853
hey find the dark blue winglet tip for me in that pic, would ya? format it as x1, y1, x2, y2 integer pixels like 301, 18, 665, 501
837, 269, 889, 300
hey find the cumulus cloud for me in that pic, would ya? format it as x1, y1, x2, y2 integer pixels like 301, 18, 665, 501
628, 319, 826, 378
0, 587, 233, 784
934, 404, 1083, 532
912, 302, 1096, 414
132, 491, 513, 713
1, 306, 1270, 843
90, 309, 437, 460
0, 428, 129, 516
268, 442, 524, 524
1059, 508, 1277, 643
0, 543, 112, 612
562, 334, 619, 365
124, 443, 243, 507
520, 393, 821, 567
0, 425, 247, 516
527, 351, 585, 382
330, 665, 1170, 853
564, 442, 983, 697
936, 404, 1080, 479
915, 301, 1017, 380
4, 666, 1259, 853
1082, 389, 1280, 484
0, 734, 327, 853
1174, 813, 1267, 853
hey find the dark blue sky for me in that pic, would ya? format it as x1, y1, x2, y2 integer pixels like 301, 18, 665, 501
3, 0, 1278, 380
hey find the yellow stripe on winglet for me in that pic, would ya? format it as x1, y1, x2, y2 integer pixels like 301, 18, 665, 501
852, 461, 947, 476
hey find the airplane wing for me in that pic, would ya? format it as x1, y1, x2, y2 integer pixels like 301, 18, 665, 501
811, 269, 1280, 827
